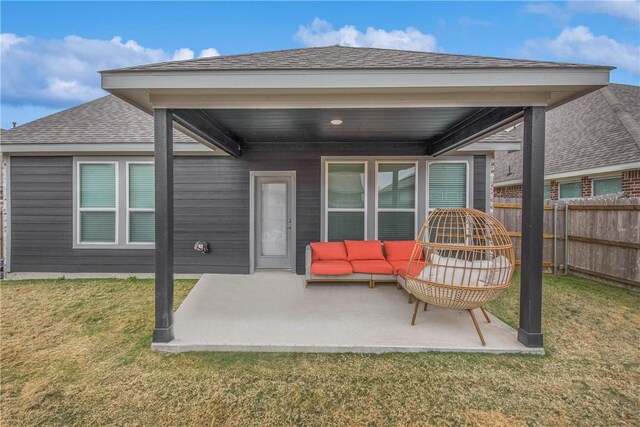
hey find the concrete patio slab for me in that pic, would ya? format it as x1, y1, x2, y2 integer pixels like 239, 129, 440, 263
152, 272, 544, 354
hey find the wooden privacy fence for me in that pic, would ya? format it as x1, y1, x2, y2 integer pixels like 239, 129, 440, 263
493, 196, 640, 288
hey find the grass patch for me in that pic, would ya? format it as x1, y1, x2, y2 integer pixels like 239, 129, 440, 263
1, 274, 639, 426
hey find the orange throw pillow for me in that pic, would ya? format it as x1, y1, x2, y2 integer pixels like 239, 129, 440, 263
310, 242, 348, 261
344, 240, 385, 261
383, 240, 424, 261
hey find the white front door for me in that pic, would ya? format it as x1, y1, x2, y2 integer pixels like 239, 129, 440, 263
254, 175, 295, 270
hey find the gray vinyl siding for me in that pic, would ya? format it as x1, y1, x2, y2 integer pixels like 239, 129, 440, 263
242, 143, 427, 274
473, 155, 487, 212
10, 144, 489, 275
10, 157, 155, 273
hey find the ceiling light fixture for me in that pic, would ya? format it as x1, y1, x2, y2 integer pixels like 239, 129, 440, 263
330, 119, 343, 125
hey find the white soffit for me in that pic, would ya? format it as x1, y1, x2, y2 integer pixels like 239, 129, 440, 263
102, 68, 611, 111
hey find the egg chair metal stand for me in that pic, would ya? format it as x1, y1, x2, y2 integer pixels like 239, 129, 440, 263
404, 208, 515, 346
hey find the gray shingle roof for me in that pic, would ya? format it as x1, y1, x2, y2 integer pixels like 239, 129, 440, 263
494, 84, 640, 183
481, 129, 519, 143
102, 45, 613, 73
0, 96, 196, 144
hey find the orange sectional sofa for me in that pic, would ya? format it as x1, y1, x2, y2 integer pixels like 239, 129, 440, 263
305, 240, 423, 288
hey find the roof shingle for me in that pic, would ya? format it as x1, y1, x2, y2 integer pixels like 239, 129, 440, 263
102, 45, 613, 73
0, 96, 196, 144
494, 84, 640, 183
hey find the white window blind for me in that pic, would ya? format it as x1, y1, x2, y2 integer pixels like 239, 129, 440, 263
128, 163, 155, 243
428, 163, 467, 210
326, 162, 366, 241
79, 163, 117, 243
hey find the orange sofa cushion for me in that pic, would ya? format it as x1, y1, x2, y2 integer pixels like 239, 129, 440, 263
311, 260, 353, 275
310, 242, 348, 261
383, 240, 425, 261
350, 259, 394, 274
344, 240, 385, 261
389, 260, 424, 278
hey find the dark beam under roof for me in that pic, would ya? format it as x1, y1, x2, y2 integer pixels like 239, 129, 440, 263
172, 109, 243, 157
426, 107, 524, 156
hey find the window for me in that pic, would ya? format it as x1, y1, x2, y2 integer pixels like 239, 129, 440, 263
78, 162, 118, 243
544, 184, 551, 200
559, 182, 581, 199
75, 158, 154, 248
127, 162, 155, 243
428, 162, 468, 210
326, 162, 366, 241
593, 177, 622, 196
376, 162, 417, 240
322, 157, 474, 243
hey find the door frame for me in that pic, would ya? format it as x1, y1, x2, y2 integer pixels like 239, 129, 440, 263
249, 171, 296, 273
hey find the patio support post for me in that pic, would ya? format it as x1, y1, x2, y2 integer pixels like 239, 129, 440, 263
152, 108, 175, 343
518, 106, 545, 348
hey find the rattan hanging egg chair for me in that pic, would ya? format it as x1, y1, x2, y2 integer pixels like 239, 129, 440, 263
404, 208, 515, 345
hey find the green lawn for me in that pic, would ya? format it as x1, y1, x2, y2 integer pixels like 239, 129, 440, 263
1, 274, 638, 426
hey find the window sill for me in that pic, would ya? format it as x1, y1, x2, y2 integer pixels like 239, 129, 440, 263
73, 243, 155, 250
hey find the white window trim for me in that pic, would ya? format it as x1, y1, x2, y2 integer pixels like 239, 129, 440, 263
426, 160, 470, 213
321, 156, 476, 242
324, 160, 368, 241
76, 160, 119, 246
591, 175, 622, 197
73, 157, 154, 249
126, 161, 155, 245
558, 181, 581, 199
374, 160, 418, 240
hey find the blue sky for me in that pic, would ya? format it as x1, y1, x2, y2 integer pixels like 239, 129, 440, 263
1, 1, 639, 129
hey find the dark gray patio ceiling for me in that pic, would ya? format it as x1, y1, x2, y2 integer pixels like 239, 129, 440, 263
171, 106, 524, 157
180, 106, 477, 142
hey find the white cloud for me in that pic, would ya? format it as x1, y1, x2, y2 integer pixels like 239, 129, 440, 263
294, 18, 438, 52
199, 48, 220, 58
172, 47, 195, 61
525, 3, 571, 22
0, 33, 219, 108
523, 26, 640, 74
0, 33, 27, 52
568, 0, 640, 24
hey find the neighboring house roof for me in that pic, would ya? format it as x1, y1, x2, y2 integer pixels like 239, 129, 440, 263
0, 95, 196, 144
494, 84, 640, 184
104, 45, 612, 73
481, 129, 519, 144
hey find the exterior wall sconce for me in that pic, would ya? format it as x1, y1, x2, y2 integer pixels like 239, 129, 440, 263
194, 241, 209, 253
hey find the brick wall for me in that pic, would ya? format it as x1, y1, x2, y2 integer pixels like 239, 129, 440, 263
623, 169, 640, 197
494, 184, 522, 198
494, 180, 559, 200
581, 176, 592, 197
494, 169, 640, 199
549, 180, 559, 200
